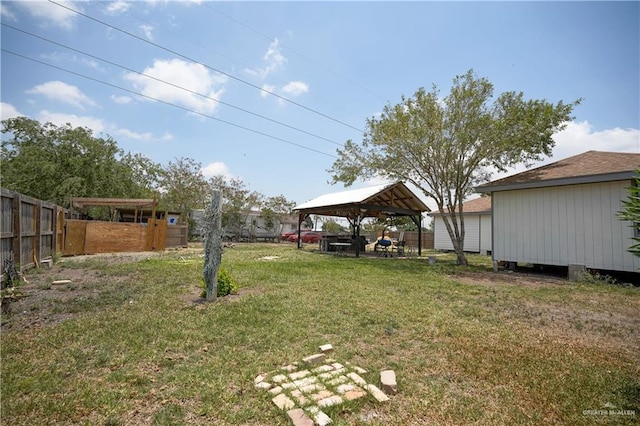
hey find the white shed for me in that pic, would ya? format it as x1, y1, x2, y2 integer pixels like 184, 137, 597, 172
429, 196, 492, 254
476, 151, 640, 273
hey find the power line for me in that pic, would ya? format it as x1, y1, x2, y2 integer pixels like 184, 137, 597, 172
1, 49, 339, 159
47, 0, 364, 134
2, 23, 344, 147
203, 3, 388, 104
123, 7, 370, 126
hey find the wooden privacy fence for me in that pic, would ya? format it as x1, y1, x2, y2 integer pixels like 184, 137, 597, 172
63, 219, 187, 255
1, 190, 189, 275
364, 230, 434, 250
1, 188, 64, 272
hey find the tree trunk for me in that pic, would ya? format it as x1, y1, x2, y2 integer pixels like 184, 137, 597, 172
441, 212, 468, 266
203, 190, 223, 302
453, 242, 468, 265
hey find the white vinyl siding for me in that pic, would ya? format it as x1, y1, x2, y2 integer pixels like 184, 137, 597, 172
434, 214, 487, 252
492, 181, 640, 272
480, 215, 492, 252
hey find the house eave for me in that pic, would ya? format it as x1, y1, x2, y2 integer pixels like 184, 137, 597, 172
428, 209, 491, 217
475, 171, 635, 193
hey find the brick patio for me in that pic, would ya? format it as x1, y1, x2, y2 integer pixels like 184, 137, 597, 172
254, 346, 393, 425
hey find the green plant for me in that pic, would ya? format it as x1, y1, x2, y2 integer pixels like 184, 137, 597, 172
2, 244, 639, 425
200, 267, 238, 298
579, 271, 619, 285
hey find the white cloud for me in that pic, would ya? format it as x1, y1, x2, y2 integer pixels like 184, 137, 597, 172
265, 81, 310, 104
1, 102, 24, 121
17, 0, 81, 30
159, 132, 174, 141
261, 84, 276, 98
113, 128, 174, 142
42, 52, 102, 71
490, 120, 640, 181
105, 1, 130, 14
37, 110, 105, 133
244, 39, 287, 80
114, 128, 154, 141
123, 59, 228, 115
551, 120, 639, 158
140, 24, 154, 41
143, 0, 202, 6
281, 81, 309, 97
202, 161, 233, 179
111, 94, 132, 104
26, 81, 97, 109
1, 4, 17, 21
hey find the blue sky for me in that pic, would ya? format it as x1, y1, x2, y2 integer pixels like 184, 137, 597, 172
1, 0, 639, 209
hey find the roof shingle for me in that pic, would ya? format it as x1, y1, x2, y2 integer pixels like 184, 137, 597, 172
477, 150, 640, 192
429, 195, 491, 215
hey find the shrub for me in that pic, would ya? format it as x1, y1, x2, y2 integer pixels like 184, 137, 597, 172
579, 271, 618, 285
200, 268, 238, 298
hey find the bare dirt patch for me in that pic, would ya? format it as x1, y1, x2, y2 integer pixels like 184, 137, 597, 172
181, 285, 262, 309
451, 270, 570, 288
0, 251, 166, 332
1, 264, 131, 332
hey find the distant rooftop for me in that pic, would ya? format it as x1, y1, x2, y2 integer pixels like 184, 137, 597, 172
429, 195, 491, 216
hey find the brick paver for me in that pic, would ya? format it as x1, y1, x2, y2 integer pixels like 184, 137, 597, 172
255, 346, 394, 425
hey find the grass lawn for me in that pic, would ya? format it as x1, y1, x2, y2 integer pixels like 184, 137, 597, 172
1, 243, 638, 425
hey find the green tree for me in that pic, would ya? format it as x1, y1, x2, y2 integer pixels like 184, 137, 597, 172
120, 152, 163, 198
322, 219, 345, 233
1, 117, 159, 206
330, 70, 579, 265
617, 170, 640, 257
390, 216, 419, 232
160, 157, 209, 221
261, 195, 296, 241
209, 175, 262, 241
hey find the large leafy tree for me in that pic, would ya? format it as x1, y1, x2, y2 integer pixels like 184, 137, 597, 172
618, 170, 640, 258
159, 157, 210, 220
330, 70, 579, 265
1, 117, 159, 206
209, 175, 262, 240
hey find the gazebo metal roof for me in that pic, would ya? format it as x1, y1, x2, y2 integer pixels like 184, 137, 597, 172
293, 182, 430, 257
294, 181, 430, 219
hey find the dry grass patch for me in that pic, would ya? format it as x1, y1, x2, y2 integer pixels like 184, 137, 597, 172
2, 244, 638, 425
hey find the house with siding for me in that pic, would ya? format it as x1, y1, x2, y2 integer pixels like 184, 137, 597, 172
429, 196, 492, 254
476, 151, 640, 273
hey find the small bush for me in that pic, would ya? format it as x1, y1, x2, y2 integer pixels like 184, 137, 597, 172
200, 268, 238, 298
579, 271, 618, 285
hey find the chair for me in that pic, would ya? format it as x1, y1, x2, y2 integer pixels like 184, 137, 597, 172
393, 232, 406, 256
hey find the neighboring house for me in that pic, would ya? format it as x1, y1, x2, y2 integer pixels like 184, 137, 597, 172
429, 196, 492, 254
476, 151, 640, 273
191, 209, 295, 241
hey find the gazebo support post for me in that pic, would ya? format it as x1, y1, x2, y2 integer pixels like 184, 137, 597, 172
355, 214, 362, 258
410, 214, 423, 256
417, 214, 422, 256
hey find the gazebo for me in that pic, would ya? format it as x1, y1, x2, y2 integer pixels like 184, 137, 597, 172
293, 182, 431, 257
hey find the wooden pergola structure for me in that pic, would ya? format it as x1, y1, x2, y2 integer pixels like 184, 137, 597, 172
293, 182, 430, 257
70, 198, 157, 223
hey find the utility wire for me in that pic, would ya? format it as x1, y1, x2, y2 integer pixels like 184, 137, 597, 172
47, 0, 364, 134
123, 8, 369, 126
2, 23, 343, 147
1, 49, 338, 159
203, 3, 388, 104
